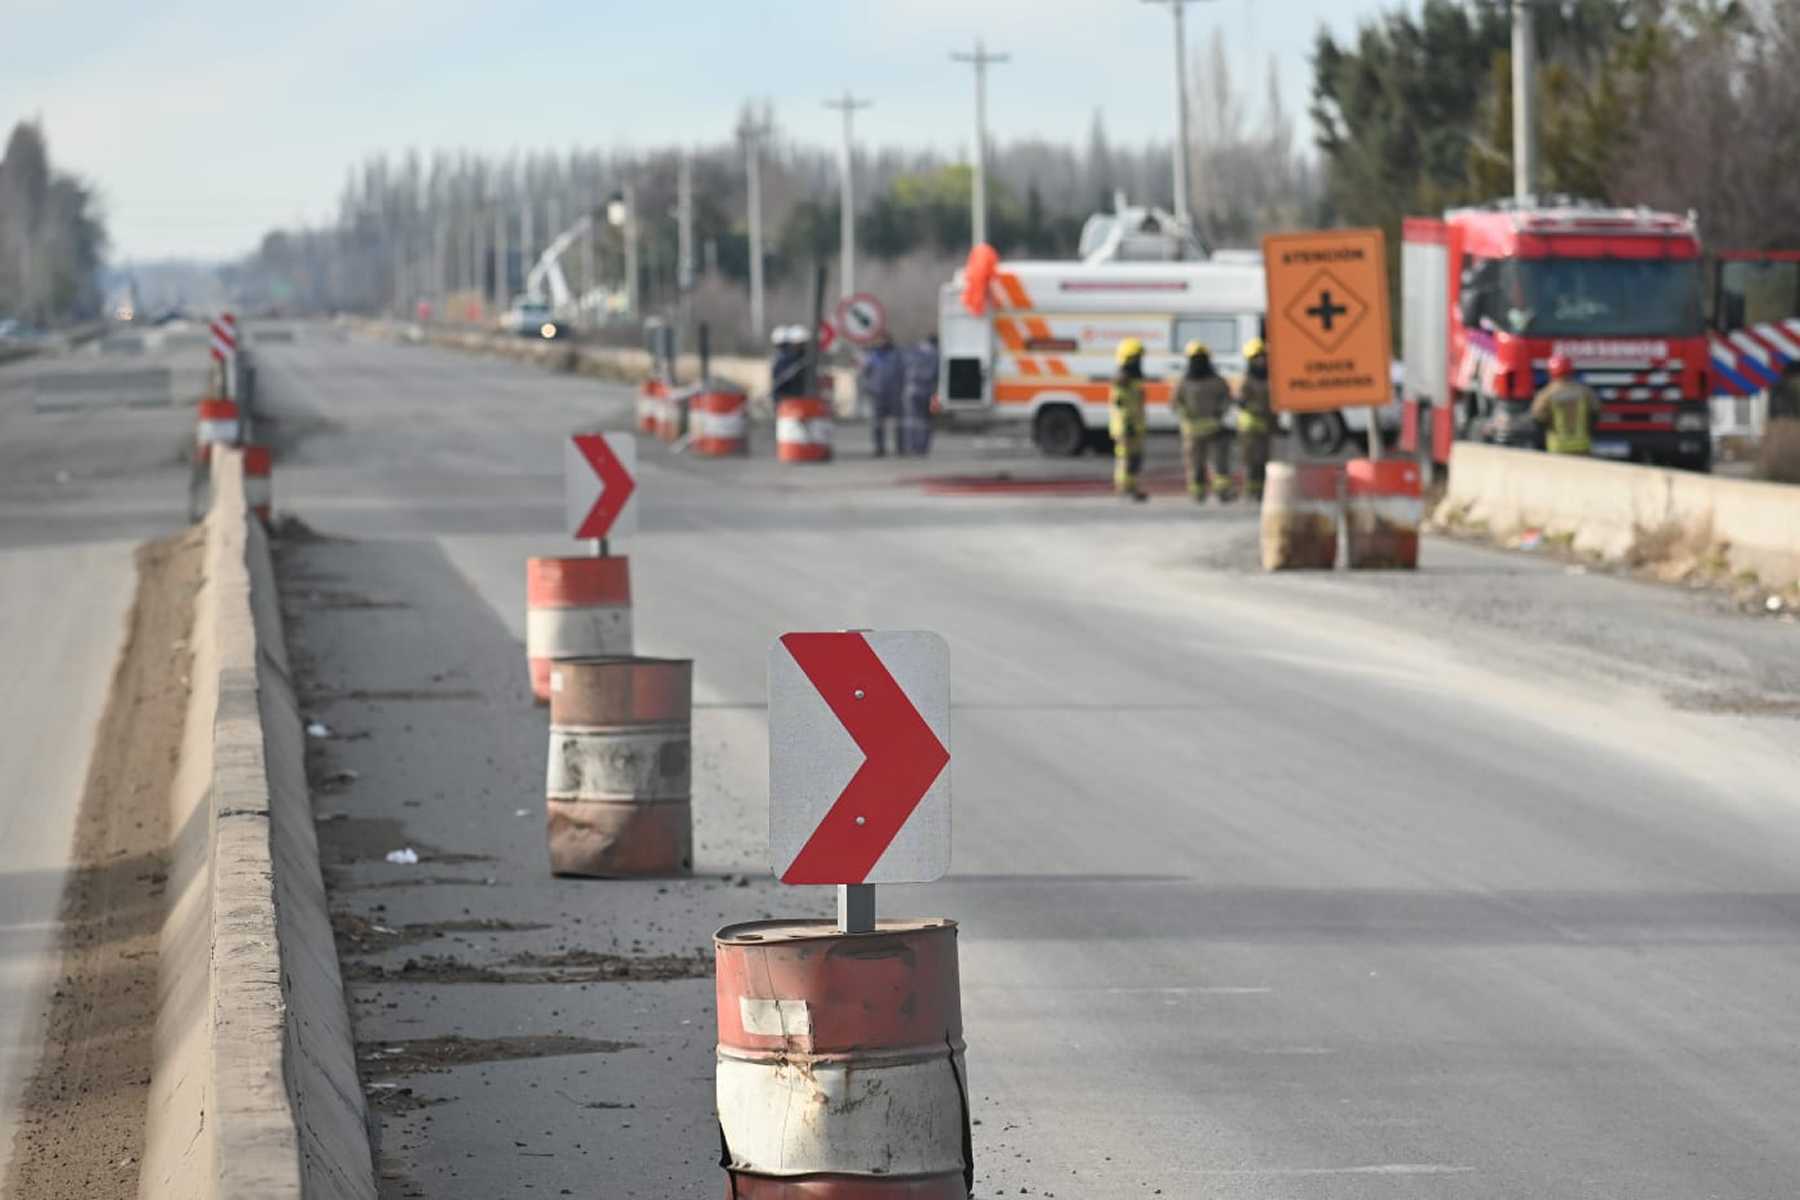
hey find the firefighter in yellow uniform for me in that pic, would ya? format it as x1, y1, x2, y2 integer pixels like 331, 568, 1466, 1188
1235, 337, 1273, 499
1529, 354, 1595, 454
1175, 340, 1232, 502
1111, 337, 1149, 501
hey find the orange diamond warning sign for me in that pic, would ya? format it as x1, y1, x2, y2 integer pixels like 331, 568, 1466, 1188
1263, 228, 1392, 411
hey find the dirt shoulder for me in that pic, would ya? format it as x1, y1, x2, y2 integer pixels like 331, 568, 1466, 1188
2, 527, 200, 1199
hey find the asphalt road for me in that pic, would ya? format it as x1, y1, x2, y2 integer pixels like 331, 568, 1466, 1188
264, 328, 1799, 1198
0, 335, 200, 1176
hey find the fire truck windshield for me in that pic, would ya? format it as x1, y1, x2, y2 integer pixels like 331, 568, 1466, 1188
1501, 258, 1702, 338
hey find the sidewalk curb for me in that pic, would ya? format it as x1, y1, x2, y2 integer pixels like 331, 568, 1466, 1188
139, 449, 376, 1198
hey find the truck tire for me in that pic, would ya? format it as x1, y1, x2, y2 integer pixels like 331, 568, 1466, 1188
1033, 404, 1087, 458
1296, 412, 1346, 457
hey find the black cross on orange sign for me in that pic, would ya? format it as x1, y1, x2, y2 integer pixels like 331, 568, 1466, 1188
1306, 291, 1349, 332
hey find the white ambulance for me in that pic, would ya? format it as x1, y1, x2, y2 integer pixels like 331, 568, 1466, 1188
938, 256, 1267, 456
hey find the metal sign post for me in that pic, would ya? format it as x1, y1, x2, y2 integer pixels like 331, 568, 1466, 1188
768, 630, 951, 932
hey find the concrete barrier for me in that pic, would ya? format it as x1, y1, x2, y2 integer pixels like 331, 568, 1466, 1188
1434, 442, 1800, 588
347, 317, 858, 418
140, 449, 376, 1198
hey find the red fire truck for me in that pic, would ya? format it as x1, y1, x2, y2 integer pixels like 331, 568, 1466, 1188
1403, 199, 1713, 471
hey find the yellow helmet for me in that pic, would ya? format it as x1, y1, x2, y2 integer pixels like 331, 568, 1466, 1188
1115, 336, 1145, 364
1184, 340, 1209, 358
1242, 337, 1266, 359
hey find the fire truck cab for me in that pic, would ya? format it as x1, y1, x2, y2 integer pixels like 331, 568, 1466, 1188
1410, 199, 1713, 472
938, 257, 1266, 457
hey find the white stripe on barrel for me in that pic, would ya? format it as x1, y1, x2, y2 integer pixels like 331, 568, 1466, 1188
525, 556, 632, 704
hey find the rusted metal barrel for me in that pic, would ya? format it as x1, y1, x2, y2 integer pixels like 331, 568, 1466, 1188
546, 656, 692, 877
775, 397, 833, 463
715, 919, 972, 1198
1260, 461, 1342, 571
525, 556, 633, 704
691, 387, 750, 456
242, 444, 273, 524
1345, 458, 1423, 569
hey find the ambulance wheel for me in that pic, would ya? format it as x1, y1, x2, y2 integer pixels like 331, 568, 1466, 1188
1296, 412, 1346, 457
1033, 404, 1087, 457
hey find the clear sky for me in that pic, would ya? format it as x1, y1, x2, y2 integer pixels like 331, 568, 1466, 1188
0, 0, 1387, 262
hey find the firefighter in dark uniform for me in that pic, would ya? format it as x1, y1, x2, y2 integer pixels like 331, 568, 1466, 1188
1530, 353, 1596, 455
1235, 337, 1273, 499
1110, 337, 1149, 501
1175, 340, 1232, 501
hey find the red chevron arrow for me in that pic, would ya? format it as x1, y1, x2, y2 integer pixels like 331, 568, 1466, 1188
572, 433, 636, 538
778, 632, 950, 884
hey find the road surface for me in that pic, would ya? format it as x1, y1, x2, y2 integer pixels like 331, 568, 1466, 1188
261, 328, 1799, 1198
0, 338, 198, 1176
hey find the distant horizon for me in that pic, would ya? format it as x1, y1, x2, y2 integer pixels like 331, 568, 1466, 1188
2, 0, 1384, 262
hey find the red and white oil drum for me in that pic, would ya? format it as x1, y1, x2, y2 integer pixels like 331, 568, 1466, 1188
691, 388, 750, 457
545, 656, 692, 877
524, 556, 633, 703
715, 918, 971, 1198
1260, 461, 1342, 571
1344, 458, 1423, 569
242, 444, 273, 524
194, 397, 241, 463
775, 397, 833, 464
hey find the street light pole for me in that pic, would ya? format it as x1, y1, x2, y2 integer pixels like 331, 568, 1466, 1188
950, 39, 1008, 248
738, 104, 773, 344
824, 91, 872, 298
1143, 0, 1213, 240
1512, 0, 1538, 202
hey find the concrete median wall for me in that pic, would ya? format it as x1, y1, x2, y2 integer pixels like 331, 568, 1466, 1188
1435, 442, 1800, 588
140, 451, 375, 1198
347, 317, 859, 417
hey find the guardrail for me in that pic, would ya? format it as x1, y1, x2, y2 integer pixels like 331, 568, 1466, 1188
1434, 442, 1800, 589
139, 449, 376, 1199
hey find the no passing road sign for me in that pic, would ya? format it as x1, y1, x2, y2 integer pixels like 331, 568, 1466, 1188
834, 293, 887, 347
564, 431, 638, 540
769, 630, 949, 885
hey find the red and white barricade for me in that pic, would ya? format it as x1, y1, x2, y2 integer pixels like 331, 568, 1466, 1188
524, 556, 633, 704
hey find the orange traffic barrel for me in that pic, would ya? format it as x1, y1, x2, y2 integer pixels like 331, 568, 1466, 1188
546, 656, 692, 877
660, 387, 693, 443
775, 397, 833, 463
525, 556, 633, 704
1260, 461, 1342, 570
691, 388, 750, 457
242, 444, 273, 524
194, 396, 241, 463
1345, 458, 1423, 569
715, 919, 971, 1198
637, 378, 666, 434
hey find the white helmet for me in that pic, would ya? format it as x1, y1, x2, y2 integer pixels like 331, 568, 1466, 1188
771, 327, 790, 346
787, 323, 810, 343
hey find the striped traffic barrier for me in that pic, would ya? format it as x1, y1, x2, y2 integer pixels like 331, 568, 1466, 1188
243, 444, 273, 524
659, 387, 691, 443
546, 655, 692, 877
194, 396, 241, 464
1344, 458, 1422, 569
715, 918, 972, 1197
775, 397, 833, 463
637, 379, 666, 435
525, 556, 632, 703
1260, 461, 1342, 570
690, 387, 750, 457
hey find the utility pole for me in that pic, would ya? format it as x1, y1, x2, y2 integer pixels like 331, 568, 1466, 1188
824, 91, 872, 298
1511, 0, 1537, 202
737, 104, 773, 344
521, 195, 535, 292
950, 40, 1008, 248
493, 203, 508, 308
677, 150, 695, 355
623, 183, 639, 321
1142, 0, 1212, 236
